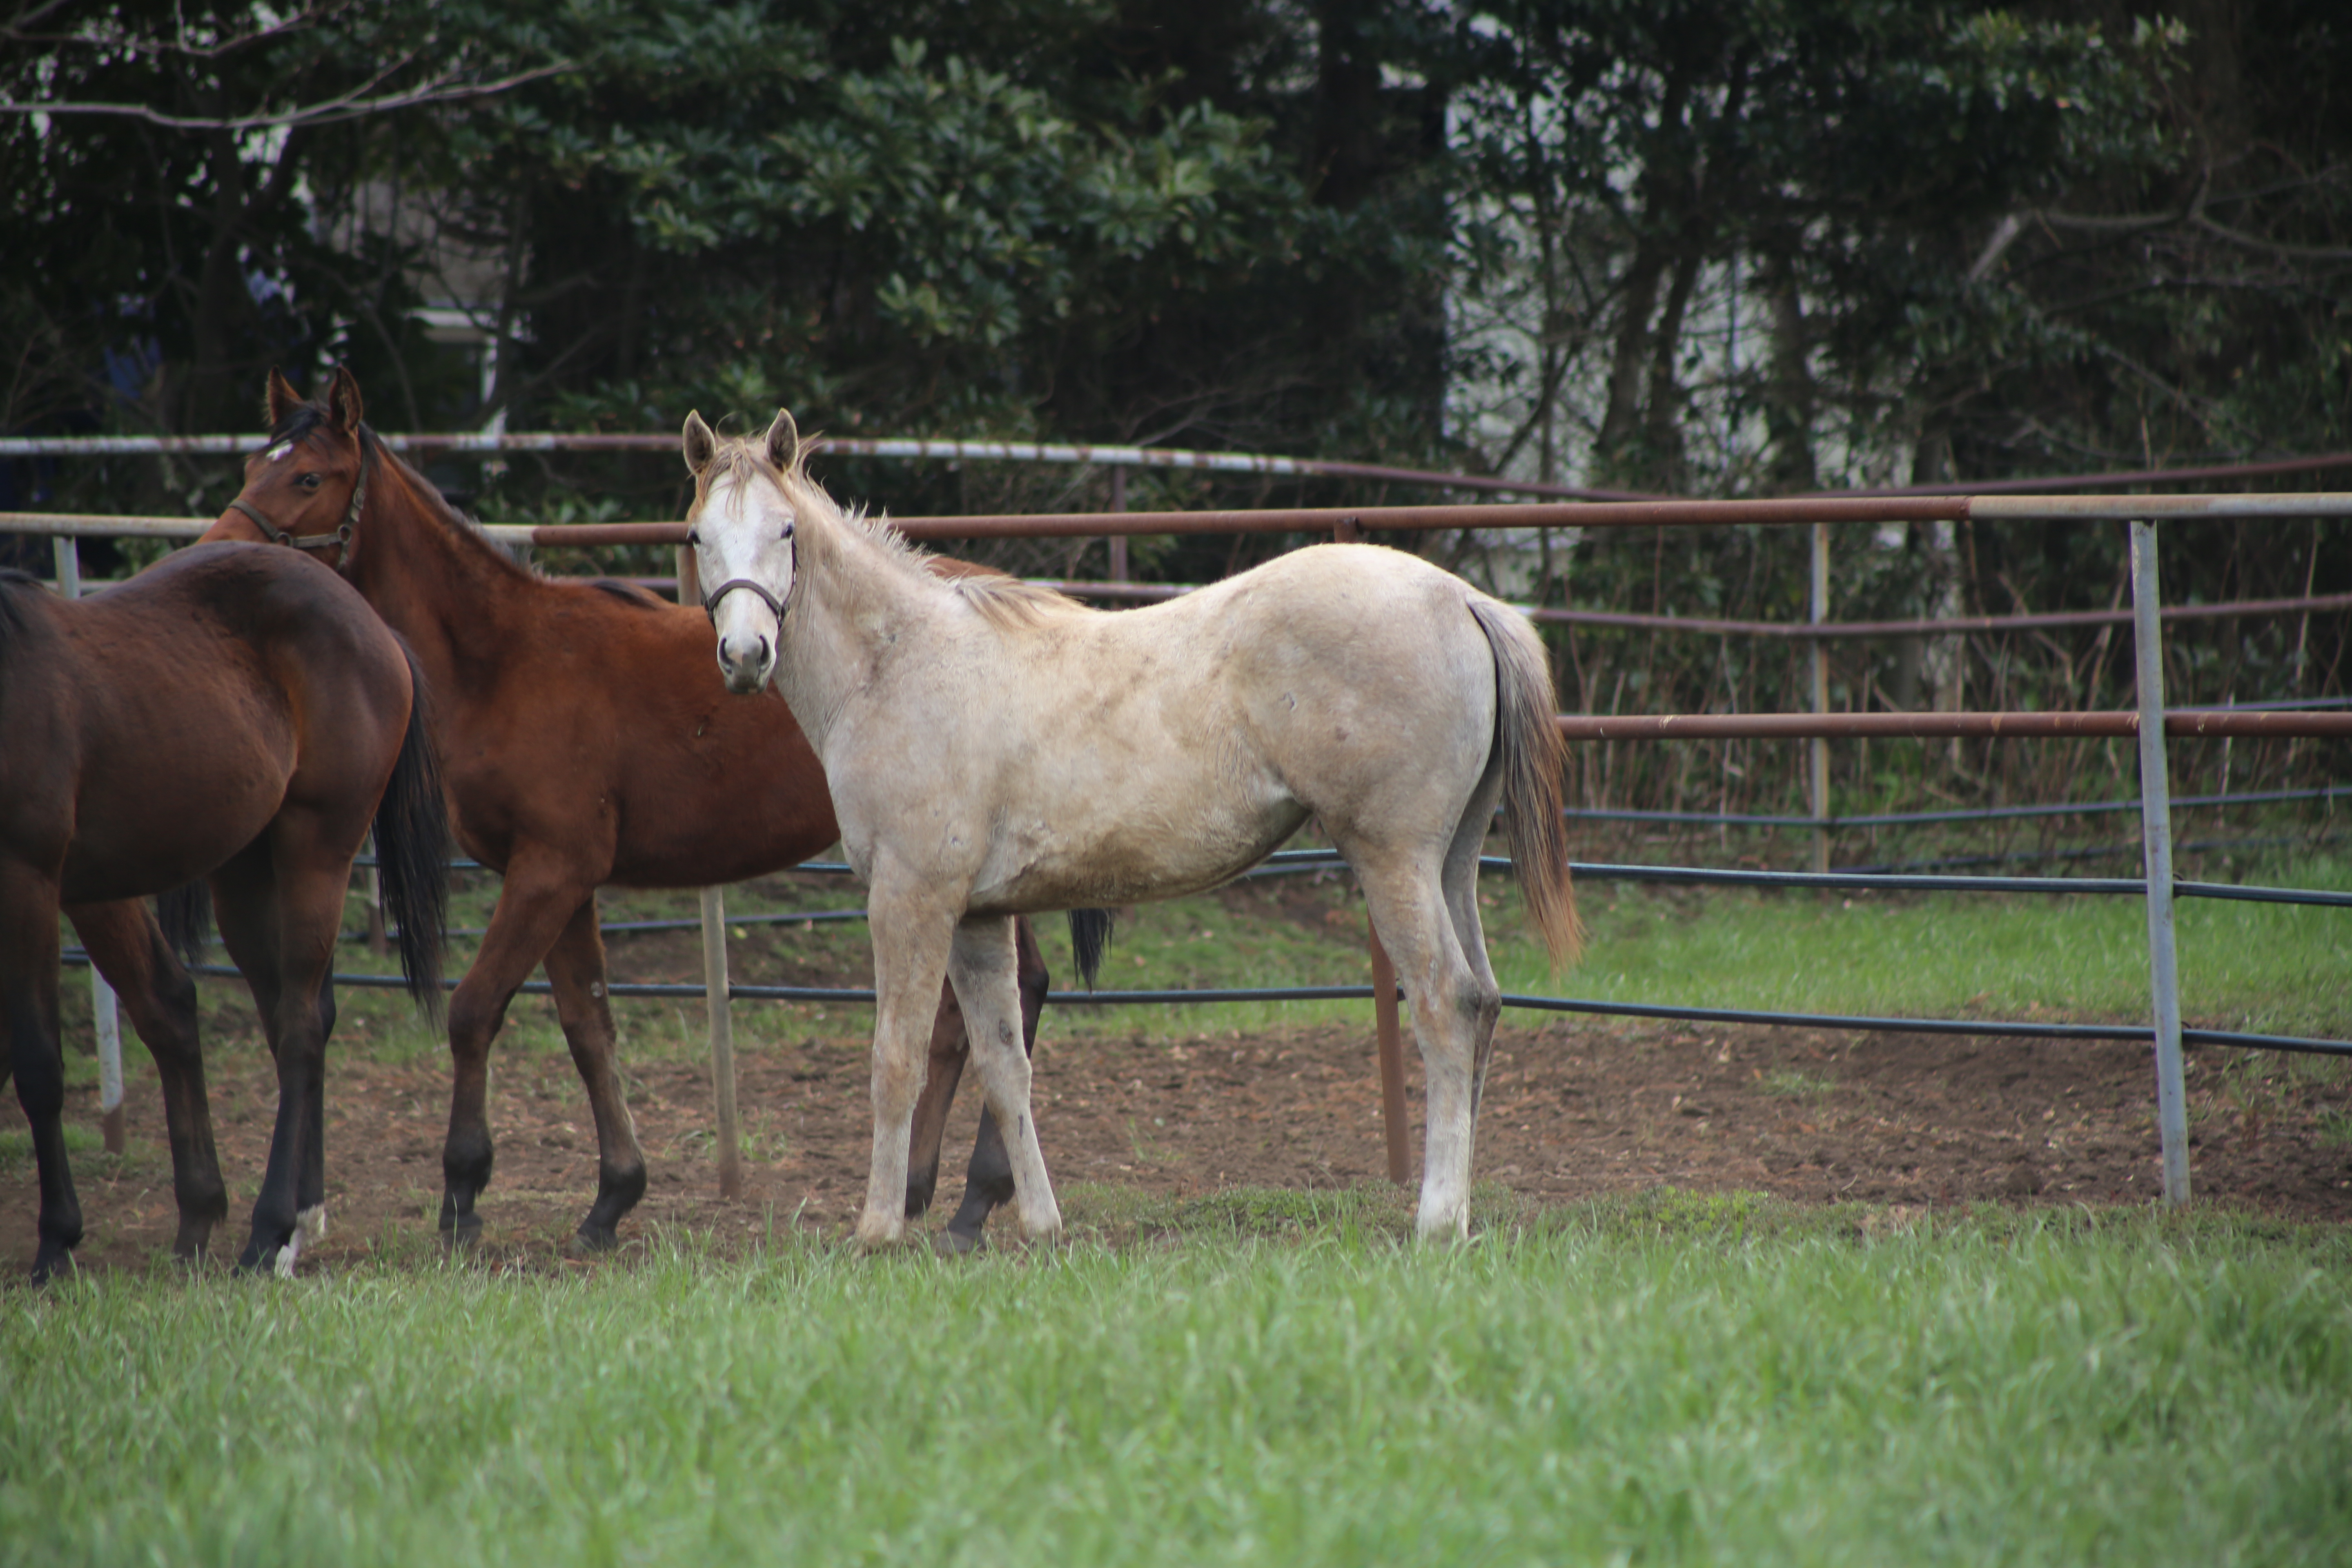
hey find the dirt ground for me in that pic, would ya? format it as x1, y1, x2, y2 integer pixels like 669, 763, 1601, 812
13, 999, 2351, 1275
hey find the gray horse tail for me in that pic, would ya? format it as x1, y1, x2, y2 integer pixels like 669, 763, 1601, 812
1466, 594, 1584, 968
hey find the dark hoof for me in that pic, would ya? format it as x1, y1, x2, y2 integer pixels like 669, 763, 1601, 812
932, 1227, 986, 1257
570, 1222, 620, 1256
440, 1211, 483, 1251
28, 1247, 75, 1286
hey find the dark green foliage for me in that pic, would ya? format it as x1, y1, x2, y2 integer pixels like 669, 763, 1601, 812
5, 1, 2346, 831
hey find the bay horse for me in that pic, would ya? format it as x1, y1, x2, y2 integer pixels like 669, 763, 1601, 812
2, 542, 448, 1280
204, 368, 1082, 1252
684, 410, 1583, 1246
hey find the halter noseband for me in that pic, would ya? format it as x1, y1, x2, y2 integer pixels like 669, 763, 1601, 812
230, 427, 373, 558
701, 576, 788, 627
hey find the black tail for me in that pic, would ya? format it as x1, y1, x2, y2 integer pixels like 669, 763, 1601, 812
156, 882, 213, 965
1067, 908, 1115, 991
374, 643, 451, 1019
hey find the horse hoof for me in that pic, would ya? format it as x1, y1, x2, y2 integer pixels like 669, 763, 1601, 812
568, 1223, 619, 1257
440, 1212, 483, 1251
27, 1248, 75, 1286
932, 1227, 985, 1258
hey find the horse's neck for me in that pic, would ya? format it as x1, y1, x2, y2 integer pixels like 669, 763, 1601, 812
775, 516, 944, 755
349, 469, 527, 685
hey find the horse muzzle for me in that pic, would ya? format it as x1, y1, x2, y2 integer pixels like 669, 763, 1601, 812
715, 630, 775, 695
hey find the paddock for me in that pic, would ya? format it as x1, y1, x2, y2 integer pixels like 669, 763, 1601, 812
4, 431, 2349, 1269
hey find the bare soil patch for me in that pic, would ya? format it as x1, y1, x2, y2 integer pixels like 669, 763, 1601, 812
12, 1008, 2349, 1275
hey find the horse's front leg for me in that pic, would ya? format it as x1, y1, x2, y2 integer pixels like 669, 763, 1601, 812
66, 898, 225, 1260
4, 863, 77, 1282
946, 914, 1061, 1245
857, 881, 958, 1251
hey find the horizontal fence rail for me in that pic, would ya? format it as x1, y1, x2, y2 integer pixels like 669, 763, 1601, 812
22, 477, 2349, 1210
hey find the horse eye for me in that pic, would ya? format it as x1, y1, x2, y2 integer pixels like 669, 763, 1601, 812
686, 528, 700, 547
298, 473, 323, 490
780, 521, 795, 540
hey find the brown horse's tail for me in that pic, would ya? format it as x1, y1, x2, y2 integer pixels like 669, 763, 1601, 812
1467, 594, 1583, 969
373, 641, 451, 1019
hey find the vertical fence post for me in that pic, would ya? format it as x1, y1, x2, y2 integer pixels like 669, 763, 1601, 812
1107, 464, 1129, 584
2129, 519, 2191, 1205
54, 536, 125, 1153
699, 886, 744, 1199
1332, 514, 1412, 1183
1809, 521, 1832, 874
678, 539, 744, 1198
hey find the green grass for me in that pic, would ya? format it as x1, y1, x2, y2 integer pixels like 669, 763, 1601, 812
4, 1205, 2349, 1566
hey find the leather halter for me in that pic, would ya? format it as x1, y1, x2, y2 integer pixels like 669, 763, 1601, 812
230, 427, 372, 559
701, 575, 788, 627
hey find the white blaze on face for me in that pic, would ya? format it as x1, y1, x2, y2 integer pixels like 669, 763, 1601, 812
697, 467, 796, 690
263, 441, 295, 463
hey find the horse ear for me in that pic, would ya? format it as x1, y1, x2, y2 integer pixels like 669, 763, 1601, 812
325, 364, 365, 431
764, 408, 800, 472
265, 368, 302, 429
682, 411, 718, 476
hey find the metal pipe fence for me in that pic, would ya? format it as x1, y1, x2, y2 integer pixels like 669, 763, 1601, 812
18, 475, 2350, 1207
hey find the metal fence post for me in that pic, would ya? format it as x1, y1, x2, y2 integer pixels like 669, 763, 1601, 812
678, 538, 744, 1198
54, 535, 125, 1153
1809, 521, 1832, 873
2129, 519, 2191, 1204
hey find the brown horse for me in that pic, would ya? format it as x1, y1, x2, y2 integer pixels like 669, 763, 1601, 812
203, 368, 1085, 1252
2, 542, 448, 1281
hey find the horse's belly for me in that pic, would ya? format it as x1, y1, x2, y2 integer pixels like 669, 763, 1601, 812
966, 799, 1311, 913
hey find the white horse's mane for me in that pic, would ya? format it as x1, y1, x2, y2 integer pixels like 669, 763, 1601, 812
704, 435, 1085, 631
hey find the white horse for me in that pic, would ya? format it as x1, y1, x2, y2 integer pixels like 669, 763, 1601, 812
683, 411, 1582, 1244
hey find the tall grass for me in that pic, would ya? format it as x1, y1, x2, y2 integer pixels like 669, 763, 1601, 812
4, 1205, 2348, 1566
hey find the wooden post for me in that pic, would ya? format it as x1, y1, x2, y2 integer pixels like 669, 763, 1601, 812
55, 536, 125, 1152
1107, 465, 1129, 583
700, 885, 743, 1199
678, 538, 743, 1196
1332, 514, 1410, 1182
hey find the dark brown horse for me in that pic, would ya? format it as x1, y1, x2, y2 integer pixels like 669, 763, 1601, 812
2, 542, 448, 1281
204, 368, 1085, 1252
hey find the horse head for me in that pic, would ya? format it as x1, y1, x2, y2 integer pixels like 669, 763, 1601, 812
213, 365, 374, 570
682, 407, 803, 695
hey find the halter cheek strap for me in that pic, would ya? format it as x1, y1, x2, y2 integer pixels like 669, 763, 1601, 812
230, 429, 373, 558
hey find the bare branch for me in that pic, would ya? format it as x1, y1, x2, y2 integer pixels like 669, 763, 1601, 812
0, 60, 573, 132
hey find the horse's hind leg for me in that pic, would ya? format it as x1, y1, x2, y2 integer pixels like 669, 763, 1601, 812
66, 898, 226, 1260
945, 913, 1060, 1245
4, 865, 78, 1281
939, 916, 1050, 1253
539, 895, 648, 1251
1356, 855, 1498, 1243
1444, 744, 1511, 1123
439, 857, 598, 1243
207, 837, 344, 1274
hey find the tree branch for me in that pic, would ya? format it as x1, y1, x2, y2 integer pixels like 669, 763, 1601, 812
0, 60, 573, 131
